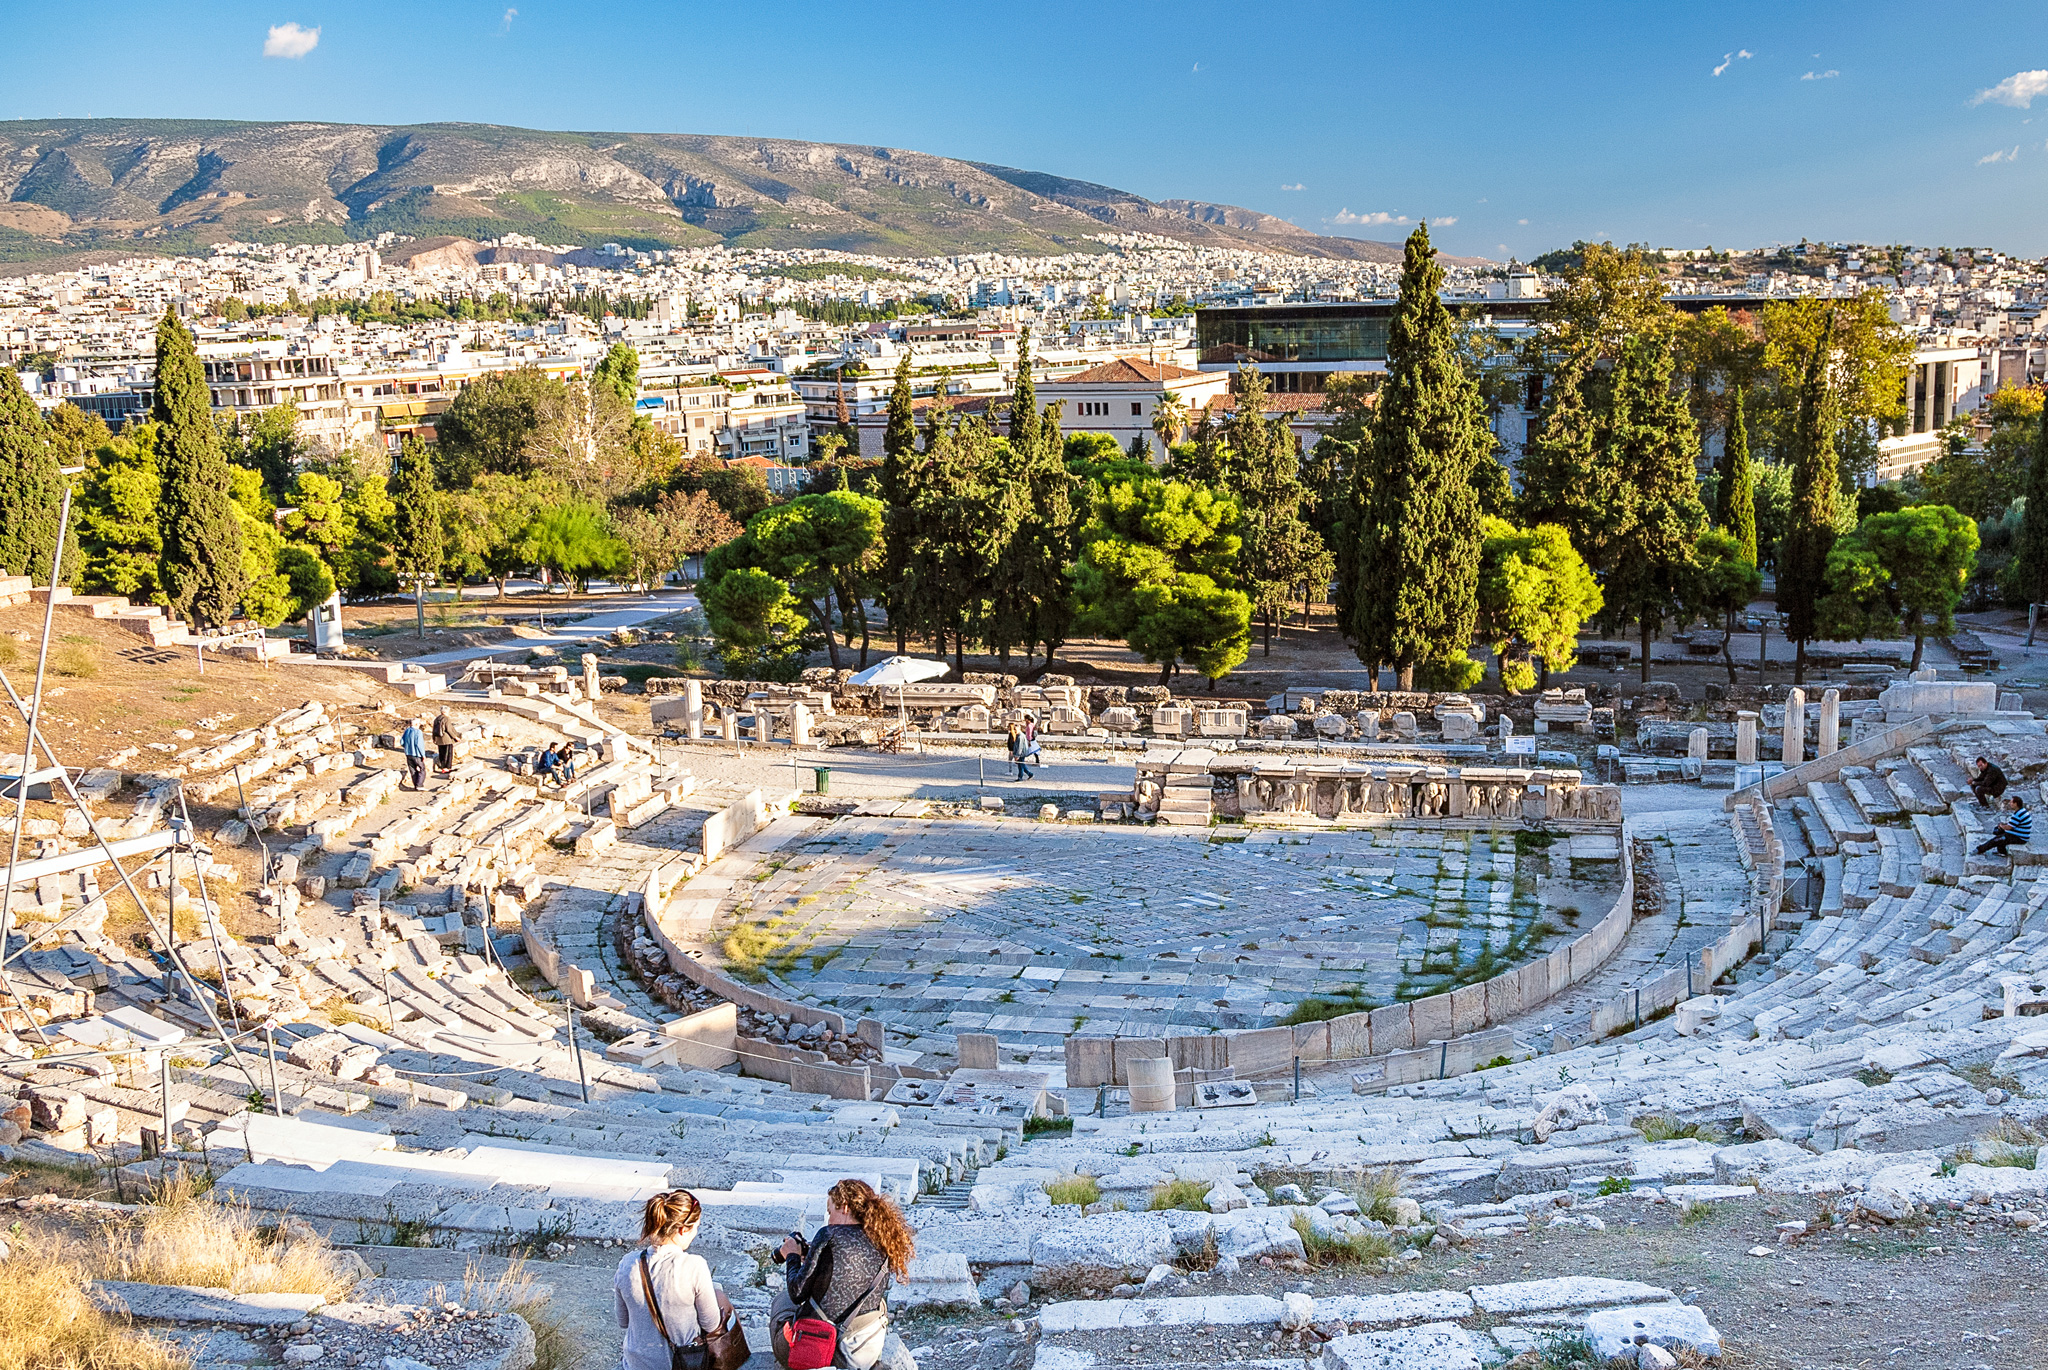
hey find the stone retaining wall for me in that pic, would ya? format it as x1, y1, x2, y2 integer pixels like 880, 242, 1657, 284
1065, 821, 1638, 1088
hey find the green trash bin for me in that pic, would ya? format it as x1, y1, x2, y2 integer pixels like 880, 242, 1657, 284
813, 767, 831, 794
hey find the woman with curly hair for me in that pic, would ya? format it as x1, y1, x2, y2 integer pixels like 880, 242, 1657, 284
771, 1179, 915, 1369
615, 1189, 729, 1370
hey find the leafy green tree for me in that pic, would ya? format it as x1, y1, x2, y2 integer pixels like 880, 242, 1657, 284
1689, 529, 1763, 684
228, 465, 295, 627
1070, 479, 1252, 685
520, 501, 626, 591
444, 472, 568, 597
670, 454, 772, 525
277, 545, 336, 621
283, 472, 358, 573
76, 424, 162, 599
1601, 334, 1708, 682
1538, 241, 1675, 359
1778, 316, 1842, 681
613, 488, 742, 591
1717, 386, 1758, 567
591, 343, 641, 410
1476, 517, 1602, 692
698, 565, 813, 682
225, 403, 302, 496
0, 368, 75, 582
45, 403, 110, 471
1345, 223, 1489, 689
1818, 505, 1980, 669
883, 352, 917, 460
435, 366, 561, 487
153, 308, 247, 625
2016, 389, 2048, 609
1920, 387, 2038, 522
1757, 293, 1913, 484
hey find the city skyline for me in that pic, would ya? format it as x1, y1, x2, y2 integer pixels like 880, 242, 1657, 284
3, 1, 2048, 260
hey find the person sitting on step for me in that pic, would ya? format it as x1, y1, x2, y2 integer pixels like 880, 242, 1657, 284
1972, 756, 2008, 808
1976, 794, 2033, 857
771, 1178, 913, 1369
614, 1189, 730, 1370
535, 744, 560, 786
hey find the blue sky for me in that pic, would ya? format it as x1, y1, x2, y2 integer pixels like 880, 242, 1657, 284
6, 1, 2048, 259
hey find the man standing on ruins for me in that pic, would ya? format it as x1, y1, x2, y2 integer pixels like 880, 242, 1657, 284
432, 708, 457, 777
401, 718, 429, 792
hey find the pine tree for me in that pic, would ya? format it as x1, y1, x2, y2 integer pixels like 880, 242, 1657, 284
0, 369, 75, 581
883, 352, 917, 460
1345, 224, 1489, 688
1008, 327, 1038, 452
2017, 398, 2048, 612
153, 308, 248, 625
1778, 315, 1840, 682
1717, 385, 1758, 568
1600, 335, 1707, 682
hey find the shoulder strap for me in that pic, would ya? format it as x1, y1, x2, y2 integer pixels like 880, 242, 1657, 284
639, 1250, 676, 1349
840, 1256, 892, 1324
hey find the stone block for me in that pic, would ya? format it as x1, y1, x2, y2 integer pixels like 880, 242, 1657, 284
1225, 1026, 1295, 1077
1320, 1324, 1489, 1370
1407, 993, 1453, 1047
1583, 1305, 1722, 1360
958, 1032, 1001, 1071
1065, 1035, 1114, 1089
1448, 984, 1488, 1037
790, 1060, 872, 1101
1111, 1037, 1168, 1086
1367, 1003, 1412, 1055
1030, 1213, 1176, 1291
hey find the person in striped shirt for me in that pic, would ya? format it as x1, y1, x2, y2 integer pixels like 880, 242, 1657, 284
1976, 795, 2033, 856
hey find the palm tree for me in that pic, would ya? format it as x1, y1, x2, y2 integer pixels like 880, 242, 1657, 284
1150, 388, 1189, 456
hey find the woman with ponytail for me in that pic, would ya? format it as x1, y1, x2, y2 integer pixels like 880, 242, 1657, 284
615, 1189, 729, 1370
771, 1179, 915, 1369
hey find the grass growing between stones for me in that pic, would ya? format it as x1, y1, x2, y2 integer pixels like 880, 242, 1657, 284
1289, 1213, 1395, 1267
1146, 1178, 1214, 1211
462, 1259, 577, 1370
1042, 1175, 1101, 1206
0, 1227, 186, 1370
1955, 1118, 2044, 1169
1023, 1116, 1074, 1138
1280, 986, 1377, 1026
1635, 1114, 1728, 1145
85, 1171, 356, 1297
723, 918, 794, 982
1354, 1165, 1408, 1224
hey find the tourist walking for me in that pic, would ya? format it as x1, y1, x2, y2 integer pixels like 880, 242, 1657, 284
770, 1179, 913, 1369
615, 1189, 742, 1370
432, 708, 457, 776
1006, 718, 1028, 782
1976, 795, 2033, 857
1972, 756, 2008, 808
1019, 713, 1041, 780
400, 719, 429, 791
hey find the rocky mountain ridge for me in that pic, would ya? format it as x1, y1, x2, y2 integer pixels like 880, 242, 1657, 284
0, 118, 1426, 264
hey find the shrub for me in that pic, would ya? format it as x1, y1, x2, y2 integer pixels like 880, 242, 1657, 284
90, 1171, 354, 1296
1413, 651, 1484, 692
1596, 1175, 1633, 1196
1023, 1116, 1074, 1138
1042, 1175, 1101, 1207
50, 643, 98, 678
1500, 658, 1537, 694
1355, 1165, 1408, 1224
1146, 1178, 1214, 1212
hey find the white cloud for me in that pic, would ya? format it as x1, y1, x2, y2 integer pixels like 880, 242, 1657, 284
1979, 145, 2021, 164
263, 22, 320, 58
1517, 218, 1529, 225
1974, 70, 2048, 108
1431, 216, 1458, 226
1712, 48, 1754, 77
501, 7, 517, 29
1802, 69, 1839, 81
1278, 182, 1305, 191
1328, 210, 1406, 226
1190, 62, 1200, 73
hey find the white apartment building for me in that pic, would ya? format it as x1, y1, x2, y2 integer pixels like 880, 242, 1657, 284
1041, 359, 1231, 459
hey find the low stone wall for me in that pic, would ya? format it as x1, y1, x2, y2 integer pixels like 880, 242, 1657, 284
701, 789, 767, 862
661, 1001, 737, 1071
1065, 823, 1637, 1088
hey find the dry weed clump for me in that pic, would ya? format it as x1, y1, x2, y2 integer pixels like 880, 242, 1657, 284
89, 1172, 353, 1298
0, 1228, 187, 1370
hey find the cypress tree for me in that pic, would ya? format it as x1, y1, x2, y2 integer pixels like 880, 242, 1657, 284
153, 308, 248, 625
0, 369, 75, 581
391, 436, 444, 581
883, 352, 917, 460
1516, 355, 1618, 575
1717, 385, 1757, 568
1777, 314, 1840, 683
1346, 223, 1489, 689
1008, 327, 1038, 451
1601, 334, 1706, 682
833, 375, 859, 456
2016, 399, 2048, 611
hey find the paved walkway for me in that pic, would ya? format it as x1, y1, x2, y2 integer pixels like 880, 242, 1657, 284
397, 592, 699, 668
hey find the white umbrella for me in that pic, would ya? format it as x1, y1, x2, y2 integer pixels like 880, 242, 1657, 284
848, 655, 949, 731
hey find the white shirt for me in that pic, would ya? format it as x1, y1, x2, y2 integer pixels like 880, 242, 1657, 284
613, 1244, 719, 1370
